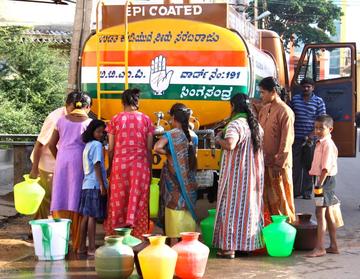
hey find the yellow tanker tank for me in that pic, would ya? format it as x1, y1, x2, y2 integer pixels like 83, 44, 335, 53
81, 17, 250, 125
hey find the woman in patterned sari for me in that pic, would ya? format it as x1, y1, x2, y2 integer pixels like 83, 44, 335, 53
213, 93, 265, 259
154, 104, 198, 244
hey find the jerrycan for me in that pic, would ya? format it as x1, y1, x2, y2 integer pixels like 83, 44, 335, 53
149, 178, 160, 218
14, 174, 45, 215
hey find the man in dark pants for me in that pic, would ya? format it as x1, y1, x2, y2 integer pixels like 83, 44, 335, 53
290, 78, 326, 199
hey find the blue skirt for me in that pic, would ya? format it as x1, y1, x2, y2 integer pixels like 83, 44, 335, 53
78, 189, 107, 220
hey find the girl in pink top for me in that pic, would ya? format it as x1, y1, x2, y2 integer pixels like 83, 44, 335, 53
307, 114, 340, 257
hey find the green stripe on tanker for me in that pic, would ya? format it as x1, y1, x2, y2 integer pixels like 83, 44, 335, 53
82, 83, 248, 101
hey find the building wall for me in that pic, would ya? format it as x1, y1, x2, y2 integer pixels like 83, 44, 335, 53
0, 0, 75, 30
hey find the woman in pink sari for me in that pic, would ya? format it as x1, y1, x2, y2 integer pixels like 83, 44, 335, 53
104, 89, 154, 238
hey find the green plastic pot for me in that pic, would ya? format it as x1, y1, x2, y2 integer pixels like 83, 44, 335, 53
95, 235, 134, 279
262, 215, 297, 257
115, 228, 142, 247
200, 209, 216, 248
149, 178, 160, 218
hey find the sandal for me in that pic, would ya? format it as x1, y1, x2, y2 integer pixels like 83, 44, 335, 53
216, 250, 235, 259
87, 251, 95, 256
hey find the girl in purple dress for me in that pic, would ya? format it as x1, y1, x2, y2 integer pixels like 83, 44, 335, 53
48, 92, 92, 251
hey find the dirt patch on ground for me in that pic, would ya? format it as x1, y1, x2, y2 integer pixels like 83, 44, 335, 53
0, 215, 31, 239
0, 215, 34, 267
0, 239, 33, 267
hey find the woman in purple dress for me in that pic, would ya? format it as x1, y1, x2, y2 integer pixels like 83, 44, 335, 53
48, 92, 92, 251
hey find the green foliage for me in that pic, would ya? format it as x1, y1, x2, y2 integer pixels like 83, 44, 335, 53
249, 0, 343, 47
0, 26, 69, 134
0, 97, 38, 134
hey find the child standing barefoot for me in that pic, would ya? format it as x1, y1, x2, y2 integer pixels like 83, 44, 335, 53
78, 119, 108, 256
307, 114, 340, 257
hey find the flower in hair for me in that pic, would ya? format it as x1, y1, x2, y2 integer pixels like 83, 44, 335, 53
75, 101, 82, 108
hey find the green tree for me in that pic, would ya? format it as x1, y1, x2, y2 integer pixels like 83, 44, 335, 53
249, 0, 342, 47
0, 97, 38, 134
0, 26, 69, 134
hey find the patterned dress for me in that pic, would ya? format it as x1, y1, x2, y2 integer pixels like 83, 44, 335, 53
159, 129, 198, 237
104, 111, 154, 238
213, 118, 265, 251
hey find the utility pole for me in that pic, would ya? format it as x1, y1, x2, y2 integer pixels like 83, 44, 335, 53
262, 0, 268, 29
254, 0, 258, 29
67, 0, 94, 93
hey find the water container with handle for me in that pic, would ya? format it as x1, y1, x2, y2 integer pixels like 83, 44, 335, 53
149, 177, 160, 218
14, 174, 45, 215
29, 218, 71, 261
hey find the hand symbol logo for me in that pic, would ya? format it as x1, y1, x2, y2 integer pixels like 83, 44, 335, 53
150, 55, 174, 96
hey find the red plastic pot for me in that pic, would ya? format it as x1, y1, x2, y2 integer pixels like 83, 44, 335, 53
172, 232, 209, 279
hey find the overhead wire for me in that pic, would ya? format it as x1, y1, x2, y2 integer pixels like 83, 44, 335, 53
261, 0, 360, 7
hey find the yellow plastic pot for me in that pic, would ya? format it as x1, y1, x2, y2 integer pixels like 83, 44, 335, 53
138, 236, 177, 279
14, 174, 45, 215
149, 178, 160, 218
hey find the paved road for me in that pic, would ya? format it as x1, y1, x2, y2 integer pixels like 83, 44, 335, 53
0, 141, 360, 278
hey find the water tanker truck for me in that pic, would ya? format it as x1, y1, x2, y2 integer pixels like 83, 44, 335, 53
80, 2, 357, 188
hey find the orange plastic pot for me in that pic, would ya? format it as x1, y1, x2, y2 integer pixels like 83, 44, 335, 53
172, 232, 209, 279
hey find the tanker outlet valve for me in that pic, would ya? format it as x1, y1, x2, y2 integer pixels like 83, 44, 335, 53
154, 111, 165, 135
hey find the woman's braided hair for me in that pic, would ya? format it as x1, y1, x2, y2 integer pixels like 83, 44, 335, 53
230, 93, 262, 153
170, 104, 197, 171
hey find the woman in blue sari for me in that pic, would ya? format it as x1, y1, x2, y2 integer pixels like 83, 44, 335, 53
154, 104, 198, 243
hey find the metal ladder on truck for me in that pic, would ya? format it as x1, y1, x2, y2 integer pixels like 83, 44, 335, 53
95, 0, 131, 119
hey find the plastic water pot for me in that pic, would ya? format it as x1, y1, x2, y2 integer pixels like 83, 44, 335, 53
149, 177, 160, 218
172, 232, 209, 279
29, 219, 71, 261
138, 236, 177, 279
200, 209, 216, 249
262, 215, 297, 257
115, 227, 142, 247
95, 235, 134, 279
14, 174, 45, 215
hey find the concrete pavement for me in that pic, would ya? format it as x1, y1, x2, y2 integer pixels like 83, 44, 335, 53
0, 147, 360, 278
